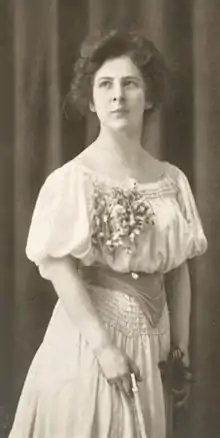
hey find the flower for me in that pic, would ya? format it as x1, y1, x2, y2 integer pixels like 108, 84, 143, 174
91, 183, 155, 254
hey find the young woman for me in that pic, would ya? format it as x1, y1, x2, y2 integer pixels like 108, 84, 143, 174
9, 28, 207, 438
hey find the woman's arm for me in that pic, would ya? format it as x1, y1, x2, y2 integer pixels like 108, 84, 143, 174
165, 261, 191, 366
43, 255, 111, 352
42, 255, 141, 395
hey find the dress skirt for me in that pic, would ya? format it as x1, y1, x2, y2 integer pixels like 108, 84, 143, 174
9, 284, 170, 438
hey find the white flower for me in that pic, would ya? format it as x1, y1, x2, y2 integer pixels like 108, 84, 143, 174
91, 183, 154, 254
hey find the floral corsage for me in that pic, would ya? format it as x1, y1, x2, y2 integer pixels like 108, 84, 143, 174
91, 184, 154, 254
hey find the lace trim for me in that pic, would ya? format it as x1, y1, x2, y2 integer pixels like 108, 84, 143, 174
75, 160, 177, 194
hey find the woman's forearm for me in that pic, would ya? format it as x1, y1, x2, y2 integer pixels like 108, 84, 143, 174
165, 262, 191, 364
42, 256, 111, 353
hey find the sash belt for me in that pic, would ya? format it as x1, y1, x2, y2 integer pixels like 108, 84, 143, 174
79, 265, 166, 328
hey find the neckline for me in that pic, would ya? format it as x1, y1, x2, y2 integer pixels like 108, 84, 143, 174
75, 159, 172, 190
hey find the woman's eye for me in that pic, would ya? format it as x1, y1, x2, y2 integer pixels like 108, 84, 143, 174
99, 80, 112, 88
124, 79, 137, 88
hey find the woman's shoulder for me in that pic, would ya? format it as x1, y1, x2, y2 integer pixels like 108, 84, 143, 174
34, 157, 95, 209
43, 156, 91, 188
164, 162, 192, 189
47, 145, 101, 181
139, 152, 180, 185
72, 142, 105, 172
145, 156, 188, 184
45, 158, 78, 181
164, 161, 186, 178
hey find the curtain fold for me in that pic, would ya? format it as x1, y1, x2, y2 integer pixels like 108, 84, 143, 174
0, 1, 14, 430
191, 2, 220, 437
1, 0, 220, 437
12, 0, 64, 405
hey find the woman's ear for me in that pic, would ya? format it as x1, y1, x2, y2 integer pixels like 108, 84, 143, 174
89, 102, 96, 112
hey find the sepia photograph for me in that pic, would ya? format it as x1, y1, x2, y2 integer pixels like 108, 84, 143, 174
0, 1, 220, 437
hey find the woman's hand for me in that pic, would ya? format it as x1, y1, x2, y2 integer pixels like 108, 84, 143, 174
95, 345, 142, 396
159, 346, 193, 410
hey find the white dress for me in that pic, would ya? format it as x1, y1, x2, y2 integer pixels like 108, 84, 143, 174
9, 160, 207, 438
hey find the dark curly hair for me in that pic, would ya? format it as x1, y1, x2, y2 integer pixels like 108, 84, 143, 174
69, 27, 166, 116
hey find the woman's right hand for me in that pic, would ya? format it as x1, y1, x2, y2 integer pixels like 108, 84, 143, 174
95, 345, 142, 397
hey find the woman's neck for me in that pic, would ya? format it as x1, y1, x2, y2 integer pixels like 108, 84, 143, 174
96, 128, 143, 169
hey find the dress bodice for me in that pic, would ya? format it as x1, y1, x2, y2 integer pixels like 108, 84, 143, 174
26, 159, 207, 278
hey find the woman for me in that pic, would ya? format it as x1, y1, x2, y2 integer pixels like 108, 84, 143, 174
9, 28, 207, 438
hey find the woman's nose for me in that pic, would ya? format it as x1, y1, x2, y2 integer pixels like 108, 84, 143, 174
112, 82, 124, 102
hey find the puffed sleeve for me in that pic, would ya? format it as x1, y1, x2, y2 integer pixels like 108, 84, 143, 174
175, 166, 208, 258
26, 162, 94, 277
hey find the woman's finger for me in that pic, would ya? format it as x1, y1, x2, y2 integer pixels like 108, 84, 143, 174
128, 359, 142, 382
113, 375, 132, 397
122, 375, 132, 396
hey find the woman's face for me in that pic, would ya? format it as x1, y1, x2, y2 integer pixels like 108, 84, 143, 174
91, 55, 148, 134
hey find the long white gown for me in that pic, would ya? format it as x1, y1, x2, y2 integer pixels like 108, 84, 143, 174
9, 159, 207, 438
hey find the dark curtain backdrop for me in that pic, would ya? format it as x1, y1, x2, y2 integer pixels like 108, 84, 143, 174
1, 1, 220, 437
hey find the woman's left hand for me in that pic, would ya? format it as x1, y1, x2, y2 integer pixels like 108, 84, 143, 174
159, 347, 193, 409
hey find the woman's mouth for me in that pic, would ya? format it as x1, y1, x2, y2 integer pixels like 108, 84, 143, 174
111, 108, 128, 115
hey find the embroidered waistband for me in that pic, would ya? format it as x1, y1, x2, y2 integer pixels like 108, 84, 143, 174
79, 265, 166, 328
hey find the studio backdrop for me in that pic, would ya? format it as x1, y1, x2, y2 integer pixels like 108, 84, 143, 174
1, 1, 220, 437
